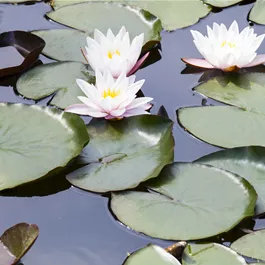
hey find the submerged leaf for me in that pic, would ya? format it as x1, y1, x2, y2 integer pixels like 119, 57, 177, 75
231, 229, 265, 261
16, 62, 94, 109
0, 104, 89, 191
124, 244, 181, 265
1, 223, 39, 264
182, 243, 247, 265
177, 106, 265, 148
67, 115, 174, 193
111, 162, 257, 240
197, 146, 265, 215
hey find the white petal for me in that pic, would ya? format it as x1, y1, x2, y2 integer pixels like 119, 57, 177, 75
126, 97, 153, 110
65, 104, 107, 117
107, 29, 115, 42
94, 29, 106, 44
229, 21, 239, 35
110, 108, 126, 117
245, 54, 265, 67
76, 79, 98, 99
77, 96, 101, 110
123, 108, 150, 117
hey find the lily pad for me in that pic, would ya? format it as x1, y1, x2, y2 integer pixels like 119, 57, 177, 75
1, 223, 39, 264
111, 162, 257, 240
67, 115, 174, 193
0, 103, 88, 191
249, 0, 265, 25
16, 62, 94, 109
47, 2, 162, 45
203, 0, 242, 7
231, 230, 265, 261
32, 29, 87, 63
177, 106, 265, 148
124, 244, 181, 265
182, 243, 247, 265
194, 73, 265, 115
52, 0, 211, 31
196, 146, 265, 215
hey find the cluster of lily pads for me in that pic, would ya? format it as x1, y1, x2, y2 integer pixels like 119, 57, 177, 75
2, 0, 265, 264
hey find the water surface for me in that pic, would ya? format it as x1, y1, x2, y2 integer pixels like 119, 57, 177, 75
0, 2, 264, 265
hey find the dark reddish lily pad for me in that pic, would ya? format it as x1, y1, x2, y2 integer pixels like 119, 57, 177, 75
0, 31, 45, 78
0, 223, 39, 264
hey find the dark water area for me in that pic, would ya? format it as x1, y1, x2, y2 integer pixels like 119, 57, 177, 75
0, 2, 265, 265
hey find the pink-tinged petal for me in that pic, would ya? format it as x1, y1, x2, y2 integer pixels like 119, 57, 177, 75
181, 58, 215, 69
110, 108, 126, 117
245, 54, 265, 68
126, 97, 153, 110
123, 108, 150, 117
65, 104, 107, 117
77, 96, 101, 110
127, 52, 150, 76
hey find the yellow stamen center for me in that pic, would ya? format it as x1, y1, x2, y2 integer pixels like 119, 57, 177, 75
102, 88, 120, 98
221, 40, 236, 48
108, 50, 121, 59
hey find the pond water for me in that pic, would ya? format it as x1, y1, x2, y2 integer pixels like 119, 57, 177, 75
0, 2, 265, 265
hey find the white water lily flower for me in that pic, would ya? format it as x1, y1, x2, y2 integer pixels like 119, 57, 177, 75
65, 70, 153, 119
182, 21, 265, 72
83, 26, 148, 78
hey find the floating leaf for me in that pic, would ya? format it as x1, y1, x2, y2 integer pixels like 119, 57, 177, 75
249, 0, 265, 25
32, 29, 87, 63
16, 62, 94, 109
231, 229, 265, 261
124, 244, 181, 265
67, 115, 174, 193
1, 223, 39, 265
203, 0, 242, 7
52, 0, 211, 31
47, 2, 161, 45
182, 243, 247, 265
177, 106, 265, 148
194, 73, 265, 115
196, 146, 265, 215
0, 103, 88, 191
111, 162, 256, 240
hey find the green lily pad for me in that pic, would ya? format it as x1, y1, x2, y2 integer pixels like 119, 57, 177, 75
177, 106, 265, 148
16, 62, 94, 109
196, 146, 265, 215
67, 115, 174, 193
47, 2, 162, 45
52, 0, 211, 31
249, 0, 265, 25
0, 103, 88, 191
194, 73, 265, 115
111, 162, 257, 240
182, 243, 247, 265
1, 223, 39, 265
124, 244, 181, 265
231, 230, 265, 261
32, 29, 87, 63
202, 0, 242, 7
